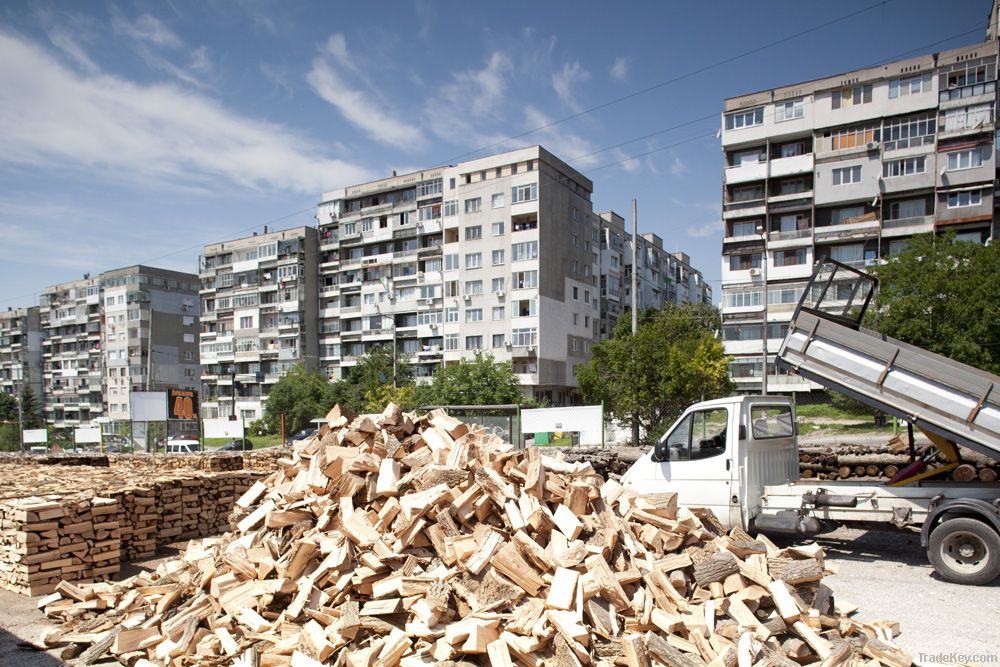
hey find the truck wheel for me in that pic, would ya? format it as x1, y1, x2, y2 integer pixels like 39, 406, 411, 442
928, 517, 1000, 585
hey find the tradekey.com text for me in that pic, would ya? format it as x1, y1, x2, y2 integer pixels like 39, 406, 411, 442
919, 652, 998, 664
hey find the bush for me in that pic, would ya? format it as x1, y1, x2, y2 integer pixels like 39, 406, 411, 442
824, 389, 875, 416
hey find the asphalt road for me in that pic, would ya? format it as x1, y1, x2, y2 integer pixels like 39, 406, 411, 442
815, 525, 1000, 664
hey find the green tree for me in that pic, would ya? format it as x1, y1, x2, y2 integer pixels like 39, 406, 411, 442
577, 304, 733, 444
0, 392, 17, 423
262, 364, 335, 435
19, 386, 43, 428
867, 233, 1000, 375
417, 353, 525, 406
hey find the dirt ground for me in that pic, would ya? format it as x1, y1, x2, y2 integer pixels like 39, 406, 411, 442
0, 530, 997, 666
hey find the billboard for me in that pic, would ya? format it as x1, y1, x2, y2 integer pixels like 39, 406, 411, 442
167, 388, 199, 420
130, 392, 168, 422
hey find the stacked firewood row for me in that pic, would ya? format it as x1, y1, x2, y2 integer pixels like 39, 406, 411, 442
109, 453, 246, 473
0, 464, 257, 595
38, 404, 912, 667
0, 495, 120, 596
245, 447, 289, 473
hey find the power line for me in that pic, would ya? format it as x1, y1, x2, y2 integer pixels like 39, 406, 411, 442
435, 0, 895, 165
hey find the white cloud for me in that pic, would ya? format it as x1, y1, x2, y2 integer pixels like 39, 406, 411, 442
552, 60, 590, 112
670, 154, 689, 176
423, 51, 513, 150
523, 106, 604, 169
610, 56, 628, 81
0, 31, 372, 194
111, 12, 183, 49
45, 27, 99, 74
308, 34, 427, 151
685, 222, 721, 238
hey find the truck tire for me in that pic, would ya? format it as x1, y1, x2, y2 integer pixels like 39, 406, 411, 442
927, 517, 1000, 585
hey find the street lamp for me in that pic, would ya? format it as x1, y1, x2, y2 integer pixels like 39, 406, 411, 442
755, 223, 769, 396
377, 277, 397, 389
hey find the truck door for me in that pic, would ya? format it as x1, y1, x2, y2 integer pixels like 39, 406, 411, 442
646, 405, 737, 529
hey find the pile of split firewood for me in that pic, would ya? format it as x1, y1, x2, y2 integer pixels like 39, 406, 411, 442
36, 404, 912, 666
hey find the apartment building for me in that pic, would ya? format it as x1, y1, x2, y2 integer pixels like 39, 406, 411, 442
198, 227, 319, 421
315, 146, 601, 406
597, 212, 712, 338
38, 267, 201, 427
720, 38, 999, 394
0, 307, 43, 402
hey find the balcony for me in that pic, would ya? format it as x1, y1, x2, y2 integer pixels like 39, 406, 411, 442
813, 218, 879, 241
724, 160, 767, 185
938, 80, 996, 105
769, 153, 813, 179
881, 215, 934, 238
722, 198, 766, 220
938, 109, 996, 140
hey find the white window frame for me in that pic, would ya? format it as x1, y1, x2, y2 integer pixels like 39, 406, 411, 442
774, 98, 804, 122
832, 165, 862, 186
946, 189, 983, 208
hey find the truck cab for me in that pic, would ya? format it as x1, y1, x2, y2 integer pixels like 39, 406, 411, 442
621, 395, 798, 531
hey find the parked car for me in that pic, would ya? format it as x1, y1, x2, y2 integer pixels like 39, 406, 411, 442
218, 438, 253, 451
165, 439, 203, 454
284, 428, 317, 447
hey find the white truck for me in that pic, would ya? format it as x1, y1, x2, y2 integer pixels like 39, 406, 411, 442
622, 260, 1000, 585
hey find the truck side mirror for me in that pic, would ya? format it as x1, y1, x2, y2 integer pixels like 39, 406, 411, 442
651, 439, 667, 463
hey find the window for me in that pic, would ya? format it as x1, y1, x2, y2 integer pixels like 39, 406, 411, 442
464, 197, 482, 213
443, 200, 458, 217
750, 406, 794, 439
730, 220, 759, 237
883, 156, 926, 177
888, 239, 910, 256
889, 73, 933, 99
492, 334, 505, 349
465, 335, 483, 351
464, 280, 483, 295
832, 165, 862, 185
728, 253, 761, 271
953, 231, 984, 244
947, 147, 986, 171
724, 107, 764, 130
724, 288, 763, 308
658, 407, 728, 461
883, 113, 935, 151
465, 308, 483, 322
778, 178, 807, 195
511, 328, 537, 347
946, 190, 983, 208
731, 184, 763, 202
492, 306, 505, 321
465, 225, 482, 241
492, 277, 505, 293
465, 253, 482, 269
445, 253, 459, 271
416, 178, 442, 198
512, 241, 538, 262
361, 218, 373, 233
572, 286, 578, 300
511, 270, 538, 289
445, 307, 459, 323
492, 249, 505, 265
511, 183, 538, 204
492, 193, 505, 209
779, 141, 805, 158
239, 316, 253, 329
773, 249, 806, 266
887, 198, 926, 220
445, 334, 458, 350
514, 299, 536, 317
491, 222, 505, 236
831, 84, 872, 109
827, 124, 879, 150
418, 204, 441, 221
830, 206, 866, 226
449, 178, 455, 190
774, 98, 804, 122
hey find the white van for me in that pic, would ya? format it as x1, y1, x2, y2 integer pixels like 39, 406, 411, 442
165, 439, 203, 454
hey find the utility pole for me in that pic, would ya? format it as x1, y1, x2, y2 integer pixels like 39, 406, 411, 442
145, 309, 154, 391
14, 367, 24, 453
631, 199, 640, 446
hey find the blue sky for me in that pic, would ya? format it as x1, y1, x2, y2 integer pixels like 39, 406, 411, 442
0, 0, 992, 309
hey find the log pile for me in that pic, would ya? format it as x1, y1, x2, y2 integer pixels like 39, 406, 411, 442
109, 453, 246, 473
799, 439, 1000, 482
37, 404, 912, 667
0, 495, 120, 596
0, 464, 257, 595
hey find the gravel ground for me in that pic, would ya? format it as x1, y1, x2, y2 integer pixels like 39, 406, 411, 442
815, 525, 1000, 664
0, 532, 997, 666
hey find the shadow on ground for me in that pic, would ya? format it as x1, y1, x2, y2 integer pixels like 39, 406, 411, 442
0, 625, 63, 667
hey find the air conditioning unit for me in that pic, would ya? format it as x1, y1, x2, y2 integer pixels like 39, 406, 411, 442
429, 323, 438, 330
866, 141, 880, 151
749, 268, 761, 277
463, 294, 472, 302
496, 290, 505, 298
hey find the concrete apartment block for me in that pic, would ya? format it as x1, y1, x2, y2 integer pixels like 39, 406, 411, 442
0, 307, 43, 402
720, 37, 999, 395
199, 226, 319, 421
38, 267, 201, 427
